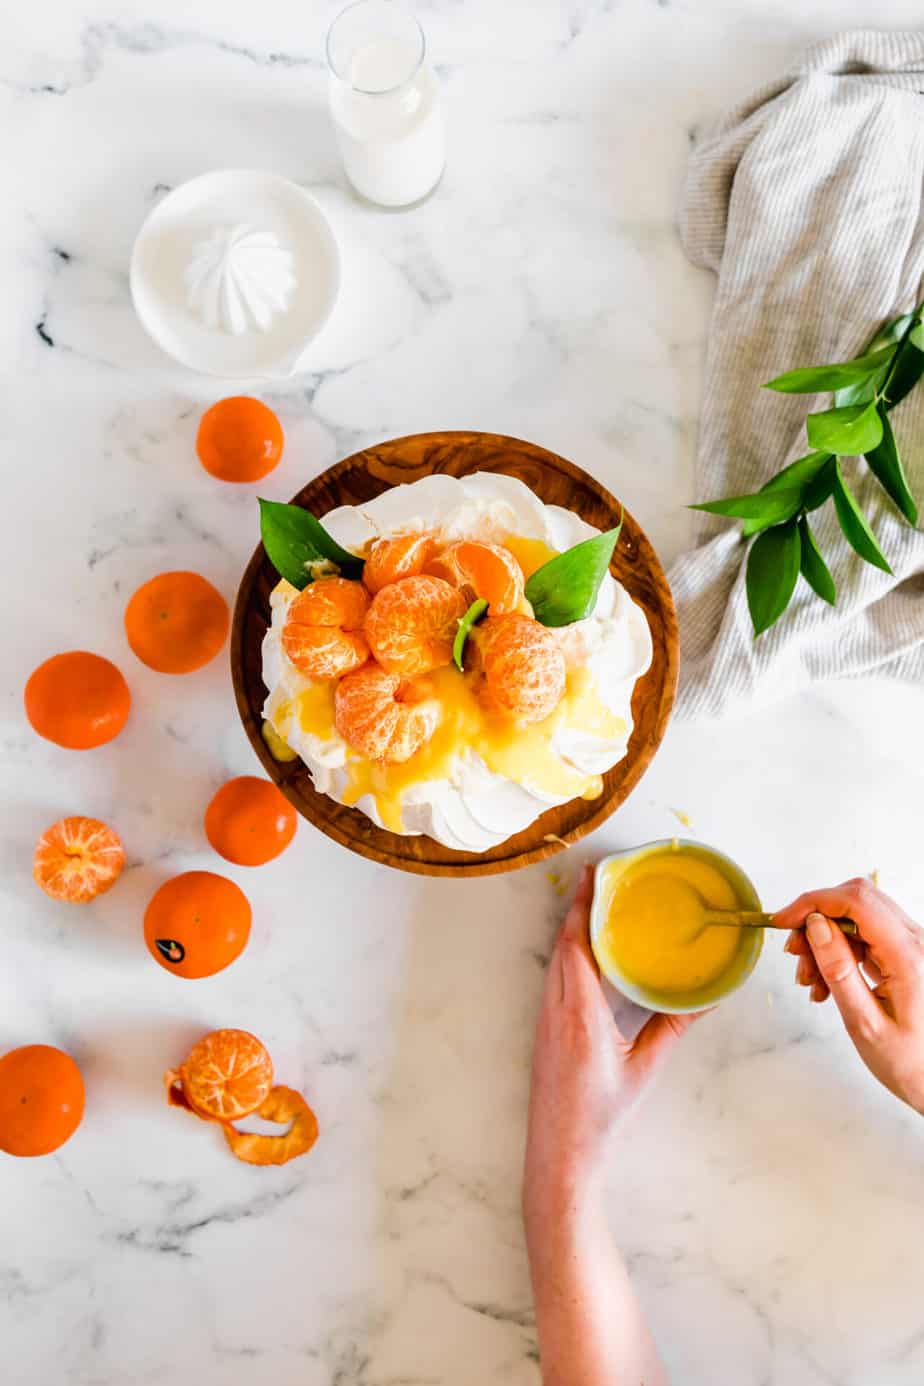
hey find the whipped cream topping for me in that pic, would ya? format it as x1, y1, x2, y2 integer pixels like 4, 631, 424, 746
261, 473, 653, 852
185, 224, 296, 335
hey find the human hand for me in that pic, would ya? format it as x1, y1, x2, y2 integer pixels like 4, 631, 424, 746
775, 878, 924, 1114
523, 865, 701, 1224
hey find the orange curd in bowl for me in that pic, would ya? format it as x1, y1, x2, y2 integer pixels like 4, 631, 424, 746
596, 847, 744, 994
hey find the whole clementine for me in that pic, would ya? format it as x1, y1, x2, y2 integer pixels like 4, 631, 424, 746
196, 397, 284, 483
0, 1045, 85, 1157
125, 571, 229, 674
144, 871, 251, 979
204, 776, 297, 867
24, 651, 131, 750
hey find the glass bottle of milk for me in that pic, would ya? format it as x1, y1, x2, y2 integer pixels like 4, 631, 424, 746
326, 0, 445, 209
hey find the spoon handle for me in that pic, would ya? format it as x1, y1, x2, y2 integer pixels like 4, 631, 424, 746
702, 910, 859, 937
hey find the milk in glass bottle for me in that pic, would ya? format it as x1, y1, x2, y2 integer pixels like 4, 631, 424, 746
327, 1, 445, 208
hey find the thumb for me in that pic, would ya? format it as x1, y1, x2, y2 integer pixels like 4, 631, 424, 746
624, 1011, 703, 1083
805, 913, 884, 1045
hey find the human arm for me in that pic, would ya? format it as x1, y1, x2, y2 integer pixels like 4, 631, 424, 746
775, 877, 924, 1114
523, 866, 698, 1385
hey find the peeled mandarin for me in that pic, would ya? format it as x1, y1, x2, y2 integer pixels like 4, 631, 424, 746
33, 817, 125, 903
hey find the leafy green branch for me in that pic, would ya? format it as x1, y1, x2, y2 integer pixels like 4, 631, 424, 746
694, 309, 924, 635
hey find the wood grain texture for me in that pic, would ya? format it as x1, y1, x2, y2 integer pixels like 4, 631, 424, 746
231, 431, 678, 877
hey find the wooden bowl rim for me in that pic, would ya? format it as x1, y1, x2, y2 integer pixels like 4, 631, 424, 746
231, 429, 678, 877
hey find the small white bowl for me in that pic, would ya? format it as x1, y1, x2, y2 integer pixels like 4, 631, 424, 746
590, 839, 764, 1015
130, 169, 341, 380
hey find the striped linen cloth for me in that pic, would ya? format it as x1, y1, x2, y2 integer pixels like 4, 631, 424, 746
670, 31, 924, 719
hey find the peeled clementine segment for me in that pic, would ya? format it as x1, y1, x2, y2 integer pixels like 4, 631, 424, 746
165, 1029, 273, 1123
287, 577, 369, 630
335, 665, 440, 763
436, 541, 525, 614
282, 625, 369, 681
363, 532, 437, 594
282, 577, 370, 680
364, 575, 467, 677
223, 1086, 319, 1166
33, 817, 125, 903
478, 614, 566, 724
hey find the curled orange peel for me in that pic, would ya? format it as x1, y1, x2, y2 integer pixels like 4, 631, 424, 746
222, 1086, 319, 1166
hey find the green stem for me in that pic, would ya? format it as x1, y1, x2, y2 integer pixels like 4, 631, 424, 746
878, 300, 924, 406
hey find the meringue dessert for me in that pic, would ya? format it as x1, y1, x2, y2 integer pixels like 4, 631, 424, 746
260, 473, 652, 852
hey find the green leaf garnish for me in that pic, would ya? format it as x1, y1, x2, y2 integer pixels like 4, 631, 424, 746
693, 488, 803, 526
453, 598, 488, 671
764, 346, 893, 394
798, 515, 836, 605
525, 518, 623, 628
746, 520, 801, 637
864, 409, 918, 525
806, 401, 884, 455
258, 499, 364, 589
832, 462, 893, 574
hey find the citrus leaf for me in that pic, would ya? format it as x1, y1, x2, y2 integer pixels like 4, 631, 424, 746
258, 499, 364, 589
910, 322, 924, 352
738, 454, 831, 536
806, 401, 883, 455
746, 519, 801, 637
764, 346, 893, 394
864, 409, 919, 525
692, 488, 803, 525
525, 518, 623, 628
798, 515, 836, 605
758, 451, 831, 494
453, 598, 488, 671
832, 462, 893, 574
833, 364, 889, 409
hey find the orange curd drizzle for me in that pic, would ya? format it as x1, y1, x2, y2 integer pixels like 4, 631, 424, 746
274, 664, 621, 834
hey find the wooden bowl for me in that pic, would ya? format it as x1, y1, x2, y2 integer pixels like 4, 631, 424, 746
231, 431, 678, 877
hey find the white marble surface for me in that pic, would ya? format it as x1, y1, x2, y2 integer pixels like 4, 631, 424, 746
3, 2, 924, 1383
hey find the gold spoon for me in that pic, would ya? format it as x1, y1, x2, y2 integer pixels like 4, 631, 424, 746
700, 907, 858, 937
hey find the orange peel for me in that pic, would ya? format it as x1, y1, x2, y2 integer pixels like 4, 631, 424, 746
222, 1086, 319, 1166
